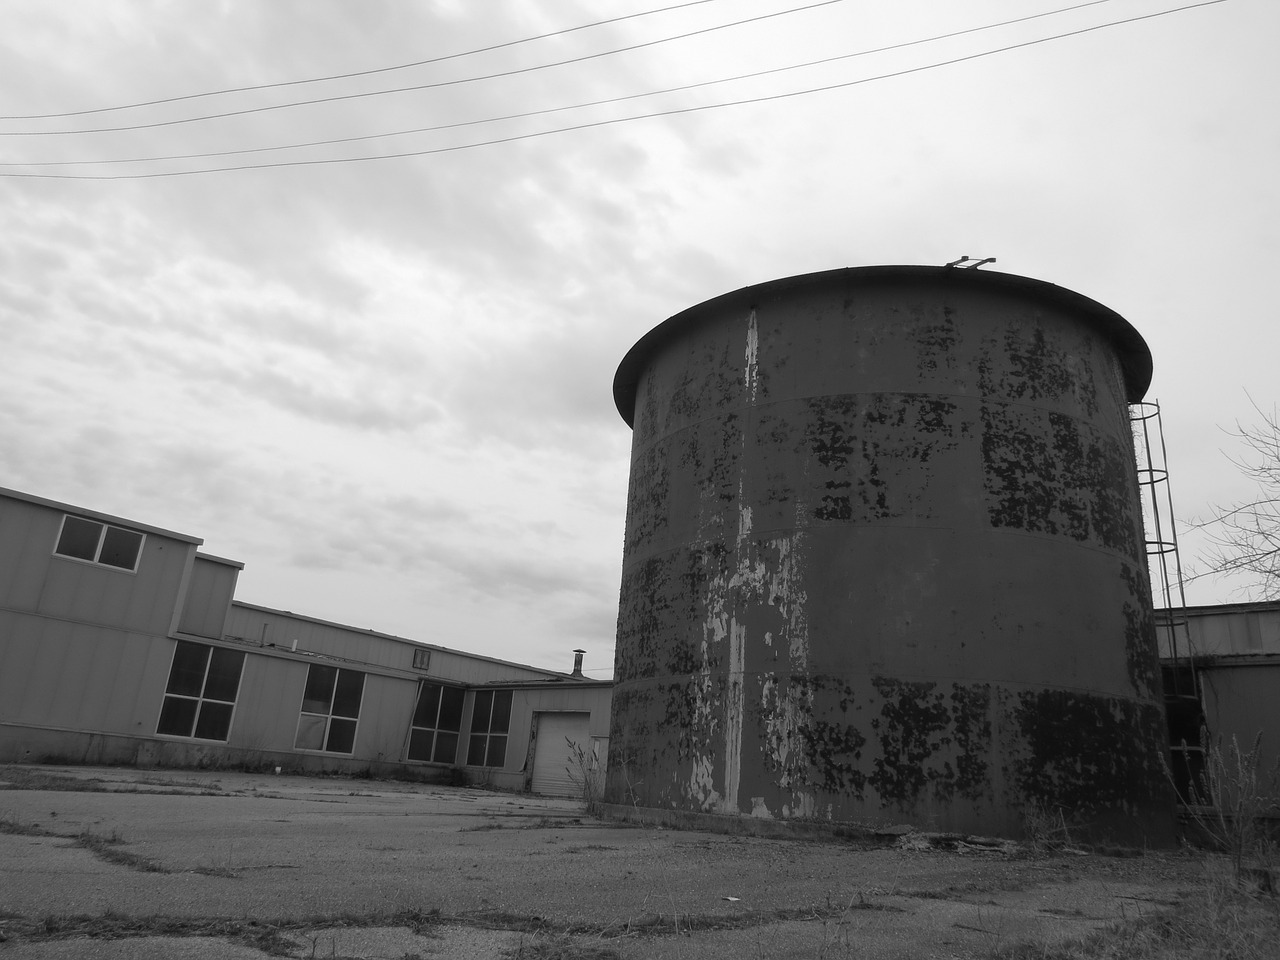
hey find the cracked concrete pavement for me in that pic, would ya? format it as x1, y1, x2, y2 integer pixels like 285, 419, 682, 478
0, 765, 1200, 958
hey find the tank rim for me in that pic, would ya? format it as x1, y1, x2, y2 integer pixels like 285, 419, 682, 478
612, 265, 1152, 427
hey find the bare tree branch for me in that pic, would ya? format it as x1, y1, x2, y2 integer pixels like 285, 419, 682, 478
1199, 395, 1280, 600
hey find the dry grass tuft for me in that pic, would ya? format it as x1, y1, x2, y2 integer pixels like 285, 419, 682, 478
994, 867, 1280, 960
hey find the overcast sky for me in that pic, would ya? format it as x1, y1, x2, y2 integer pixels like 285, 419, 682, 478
1, 0, 1274, 678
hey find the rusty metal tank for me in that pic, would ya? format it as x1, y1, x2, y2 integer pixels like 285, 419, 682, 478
606, 265, 1174, 844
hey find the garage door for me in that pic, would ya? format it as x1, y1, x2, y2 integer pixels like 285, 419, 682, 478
530, 712, 591, 798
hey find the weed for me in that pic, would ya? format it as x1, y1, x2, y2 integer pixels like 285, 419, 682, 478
0, 815, 175, 874
1023, 801, 1078, 855
564, 738, 604, 814
1180, 732, 1280, 888
506, 932, 622, 959
993, 872, 1280, 959
76, 829, 168, 873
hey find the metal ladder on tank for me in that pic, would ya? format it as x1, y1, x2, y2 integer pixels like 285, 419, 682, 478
1130, 400, 1204, 804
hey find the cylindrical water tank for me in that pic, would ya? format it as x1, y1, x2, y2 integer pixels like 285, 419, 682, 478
606, 266, 1173, 844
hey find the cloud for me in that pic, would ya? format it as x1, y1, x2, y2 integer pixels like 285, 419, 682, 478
2, 0, 1278, 672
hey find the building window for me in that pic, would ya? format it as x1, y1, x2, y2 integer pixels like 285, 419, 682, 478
467, 689, 512, 767
294, 665, 365, 754
156, 641, 245, 741
406, 682, 465, 763
54, 515, 145, 572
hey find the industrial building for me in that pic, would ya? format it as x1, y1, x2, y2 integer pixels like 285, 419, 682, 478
0, 485, 611, 797
1160, 600, 1280, 806
605, 265, 1175, 844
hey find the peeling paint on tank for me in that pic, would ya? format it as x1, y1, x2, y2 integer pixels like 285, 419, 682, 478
689, 531, 810, 814
723, 619, 745, 813
981, 405, 1140, 556
914, 304, 959, 376
869, 678, 953, 804
977, 323, 1101, 419
758, 672, 815, 794
1010, 688, 1169, 816
805, 394, 964, 523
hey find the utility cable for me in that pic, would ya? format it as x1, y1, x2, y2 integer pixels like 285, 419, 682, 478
0, 0, 844, 136
2, 0, 1118, 169
0, 0, 732, 120
0, 0, 1228, 180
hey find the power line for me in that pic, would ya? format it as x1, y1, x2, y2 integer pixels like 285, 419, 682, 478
2, 0, 1119, 169
0, 0, 844, 136
0, 1, 1228, 181
0, 0, 731, 121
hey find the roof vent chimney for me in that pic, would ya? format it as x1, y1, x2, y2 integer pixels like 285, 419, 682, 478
572, 649, 585, 677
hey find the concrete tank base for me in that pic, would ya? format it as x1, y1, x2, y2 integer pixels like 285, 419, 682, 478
605, 266, 1176, 847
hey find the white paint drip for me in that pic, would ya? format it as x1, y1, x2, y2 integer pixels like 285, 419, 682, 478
723, 617, 745, 815
713, 313, 760, 815
687, 309, 818, 818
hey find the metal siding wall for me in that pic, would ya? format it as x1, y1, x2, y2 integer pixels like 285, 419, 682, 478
0, 499, 55, 610
1200, 663, 1280, 779
427, 650, 559, 684
228, 654, 310, 752
14, 616, 72, 725
0, 608, 172, 737
0, 612, 44, 723
34, 535, 192, 637
225, 606, 399, 668
223, 605, 564, 682
177, 558, 237, 639
351, 673, 417, 761
1184, 611, 1280, 658
505, 687, 613, 775
517, 687, 614, 736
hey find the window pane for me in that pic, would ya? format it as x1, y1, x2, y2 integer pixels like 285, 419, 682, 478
438, 687, 465, 731
490, 691, 512, 734
193, 701, 234, 741
433, 732, 459, 764
56, 517, 102, 561
203, 649, 244, 703
166, 642, 209, 697
295, 713, 326, 750
471, 690, 493, 734
407, 728, 434, 761
1166, 698, 1203, 746
467, 734, 488, 766
487, 735, 507, 768
98, 526, 144, 570
326, 717, 357, 754
331, 670, 364, 719
302, 665, 336, 715
412, 683, 441, 729
157, 696, 198, 737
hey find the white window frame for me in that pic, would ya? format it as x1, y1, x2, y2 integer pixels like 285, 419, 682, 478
405, 681, 465, 764
53, 514, 146, 573
294, 665, 366, 755
155, 641, 245, 742
466, 689, 513, 768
